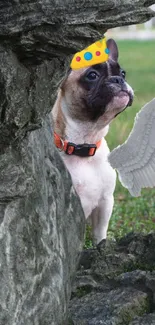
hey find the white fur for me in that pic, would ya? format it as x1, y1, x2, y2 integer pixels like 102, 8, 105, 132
53, 78, 133, 244
60, 115, 116, 244
126, 83, 134, 97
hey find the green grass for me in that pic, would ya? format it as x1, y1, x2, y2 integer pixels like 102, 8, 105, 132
107, 40, 155, 150
85, 40, 155, 246
107, 40, 155, 238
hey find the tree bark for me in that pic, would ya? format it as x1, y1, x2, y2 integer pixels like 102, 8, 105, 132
0, 1, 154, 325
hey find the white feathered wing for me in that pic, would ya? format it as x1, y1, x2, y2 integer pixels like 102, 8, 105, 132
108, 98, 155, 197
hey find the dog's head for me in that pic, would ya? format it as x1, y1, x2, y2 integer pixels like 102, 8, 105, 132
60, 39, 134, 127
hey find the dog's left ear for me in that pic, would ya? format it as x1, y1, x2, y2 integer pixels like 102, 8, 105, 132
107, 39, 119, 62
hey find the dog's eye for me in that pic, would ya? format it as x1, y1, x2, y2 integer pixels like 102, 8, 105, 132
121, 69, 126, 79
85, 71, 99, 81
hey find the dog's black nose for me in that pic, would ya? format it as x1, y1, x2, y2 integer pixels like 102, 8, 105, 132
110, 76, 124, 86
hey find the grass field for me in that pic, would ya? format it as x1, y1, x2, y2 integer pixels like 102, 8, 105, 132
85, 40, 155, 247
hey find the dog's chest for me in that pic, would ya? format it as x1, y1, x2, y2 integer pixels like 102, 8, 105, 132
61, 141, 116, 217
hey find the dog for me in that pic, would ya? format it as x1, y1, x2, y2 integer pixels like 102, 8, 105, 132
52, 39, 134, 244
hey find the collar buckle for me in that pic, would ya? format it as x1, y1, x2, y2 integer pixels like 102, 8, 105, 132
66, 142, 97, 157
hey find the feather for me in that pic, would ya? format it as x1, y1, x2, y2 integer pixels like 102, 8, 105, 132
108, 98, 155, 196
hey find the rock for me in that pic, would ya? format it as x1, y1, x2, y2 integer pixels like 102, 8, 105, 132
119, 232, 155, 270
0, 32, 85, 325
70, 288, 149, 325
70, 233, 155, 324
129, 313, 155, 325
0, 1, 155, 324
0, 119, 85, 325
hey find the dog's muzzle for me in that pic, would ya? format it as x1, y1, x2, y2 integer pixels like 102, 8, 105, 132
109, 76, 134, 107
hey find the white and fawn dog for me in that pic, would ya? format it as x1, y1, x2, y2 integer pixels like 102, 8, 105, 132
52, 39, 134, 244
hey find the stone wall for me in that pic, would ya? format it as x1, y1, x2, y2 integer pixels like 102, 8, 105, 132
70, 233, 155, 325
0, 1, 154, 324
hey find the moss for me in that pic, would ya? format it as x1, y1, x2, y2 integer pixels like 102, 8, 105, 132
123, 261, 155, 273
67, 318, 74, 325
84, 225, 93, 249
71, 285, 93, 299
118, 295, 150, 325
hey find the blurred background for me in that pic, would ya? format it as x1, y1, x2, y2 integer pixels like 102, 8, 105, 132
106, 4, 155, 239
85, 5, 155, 246
107, 4, 155, 41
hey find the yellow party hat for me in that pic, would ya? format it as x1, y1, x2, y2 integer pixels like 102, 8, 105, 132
70, 37, 110, 70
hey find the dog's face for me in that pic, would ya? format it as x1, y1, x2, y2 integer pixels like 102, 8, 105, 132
61, 39, 134, 126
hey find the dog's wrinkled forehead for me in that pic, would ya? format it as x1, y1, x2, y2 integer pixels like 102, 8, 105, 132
63, 60, 122, 88
81, 60, 121, 81
95, 60, 121, 76
62, 61, 122, 94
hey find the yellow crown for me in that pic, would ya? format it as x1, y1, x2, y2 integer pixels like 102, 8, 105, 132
70, 37, 110, 70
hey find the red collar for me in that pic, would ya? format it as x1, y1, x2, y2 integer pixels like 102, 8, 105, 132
54, 132, 102, 157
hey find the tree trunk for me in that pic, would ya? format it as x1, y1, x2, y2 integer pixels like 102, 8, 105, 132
0, 1, 154, 325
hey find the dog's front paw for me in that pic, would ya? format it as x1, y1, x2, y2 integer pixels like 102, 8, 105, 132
97, 237, 116, 254
96, 238, 107, 252
93, 229, 107, 247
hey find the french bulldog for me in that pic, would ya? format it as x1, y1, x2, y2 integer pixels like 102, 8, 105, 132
52, 39, 134, 244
